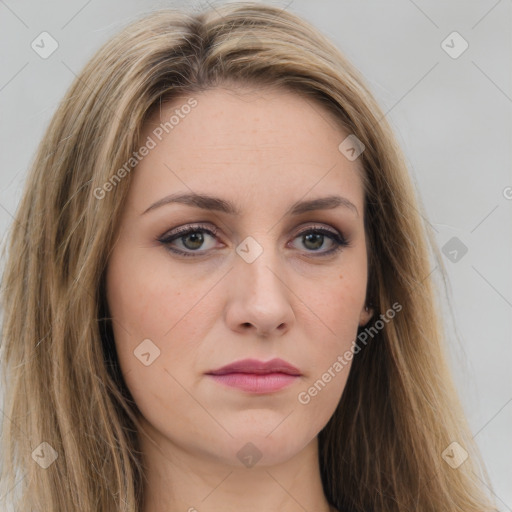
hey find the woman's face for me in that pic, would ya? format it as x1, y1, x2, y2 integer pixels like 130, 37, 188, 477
105, 85, 372, 468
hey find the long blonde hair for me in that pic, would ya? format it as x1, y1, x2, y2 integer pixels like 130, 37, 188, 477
0, 3, 498, 511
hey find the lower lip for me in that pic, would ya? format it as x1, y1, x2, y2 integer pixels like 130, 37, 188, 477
207, 372, 299, 393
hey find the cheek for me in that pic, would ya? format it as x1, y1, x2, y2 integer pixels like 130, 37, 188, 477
106, 245, 214, 336
290, 281, 363, 433
293, 263, 366, 403
105, 249, 203, 374
105, 255, 218, 427
300, 268, 367, 343
295, 360, 352, 430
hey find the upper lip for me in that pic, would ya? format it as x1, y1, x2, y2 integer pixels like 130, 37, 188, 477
206, 358, 302, 376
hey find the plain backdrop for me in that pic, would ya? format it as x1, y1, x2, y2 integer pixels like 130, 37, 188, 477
0, 0, 511, 509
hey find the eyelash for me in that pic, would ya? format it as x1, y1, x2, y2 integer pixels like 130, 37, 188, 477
157, 223, 350, 258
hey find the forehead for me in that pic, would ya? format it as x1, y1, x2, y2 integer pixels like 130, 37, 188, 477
132, 85, 365, 215
145, 84, 347, 152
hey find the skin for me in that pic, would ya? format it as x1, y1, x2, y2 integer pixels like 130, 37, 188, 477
105, 85, 373, 512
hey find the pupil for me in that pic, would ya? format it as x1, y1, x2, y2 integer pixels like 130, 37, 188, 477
304, 233, 323, 250
184, 232, 204, 250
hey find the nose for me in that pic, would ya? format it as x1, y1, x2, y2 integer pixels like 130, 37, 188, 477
224, 244, 295, 338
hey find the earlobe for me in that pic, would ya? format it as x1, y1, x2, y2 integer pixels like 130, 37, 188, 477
359, 305, 374, 327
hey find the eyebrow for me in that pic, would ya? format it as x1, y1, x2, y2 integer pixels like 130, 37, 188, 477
141, 192, 358, 217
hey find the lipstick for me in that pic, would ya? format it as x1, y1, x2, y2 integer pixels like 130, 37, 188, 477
206, 358, 301, 393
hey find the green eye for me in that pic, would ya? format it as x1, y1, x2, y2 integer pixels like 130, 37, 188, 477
290, 228, 349, 256
158, 224, 349, 258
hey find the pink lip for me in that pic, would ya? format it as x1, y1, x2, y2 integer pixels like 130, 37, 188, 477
205, 358, 302, 393
208, 373, 299, 393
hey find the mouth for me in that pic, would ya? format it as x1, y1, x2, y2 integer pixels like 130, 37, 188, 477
205, 358, 302, 393
206, 372, 300, 393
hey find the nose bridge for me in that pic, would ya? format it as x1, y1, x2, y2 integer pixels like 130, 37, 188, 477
227, 233, 293, 335
235, 233, 286, 299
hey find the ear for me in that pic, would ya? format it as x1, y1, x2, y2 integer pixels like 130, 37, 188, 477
358, 304, 374, 327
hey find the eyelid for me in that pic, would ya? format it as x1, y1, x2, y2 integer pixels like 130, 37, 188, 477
160, 222, 342, 240
160, 222, 219, 240
293, 223, 338, 236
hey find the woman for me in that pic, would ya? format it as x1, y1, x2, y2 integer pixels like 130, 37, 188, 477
0, 2, 498, 511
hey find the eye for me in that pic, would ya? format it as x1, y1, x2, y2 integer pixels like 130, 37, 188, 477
157, 223, 350, 258
289, 226, 350, 257
158, 224, 220, 257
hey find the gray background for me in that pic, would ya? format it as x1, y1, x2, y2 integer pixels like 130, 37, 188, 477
0, 0, 510, 509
